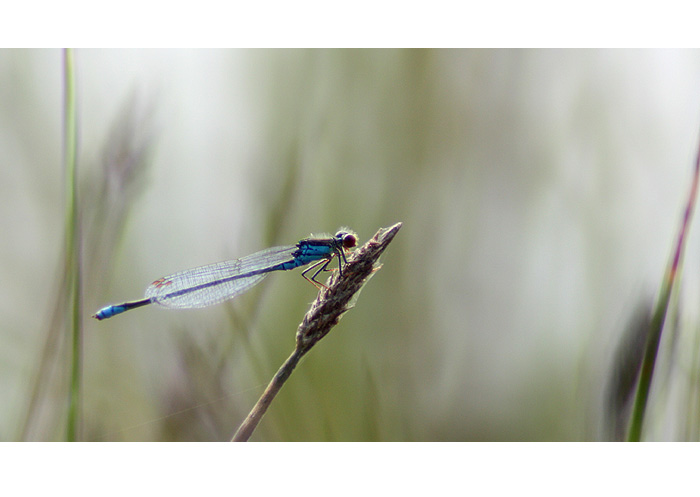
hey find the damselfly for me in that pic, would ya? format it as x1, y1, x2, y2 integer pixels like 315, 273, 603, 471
93, 229, 358, 320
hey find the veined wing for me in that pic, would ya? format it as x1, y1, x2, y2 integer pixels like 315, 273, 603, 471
146, 245, 298, 309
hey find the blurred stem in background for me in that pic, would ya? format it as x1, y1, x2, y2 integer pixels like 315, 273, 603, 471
63, 48, 82, 441
19, 51, 156, 440
625, 131, 700, 441
19, 50, 84, 441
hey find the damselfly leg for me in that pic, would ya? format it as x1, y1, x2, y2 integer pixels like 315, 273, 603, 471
301, 247, 350, 289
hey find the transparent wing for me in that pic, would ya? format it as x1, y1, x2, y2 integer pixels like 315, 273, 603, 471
145, 245, 298, 309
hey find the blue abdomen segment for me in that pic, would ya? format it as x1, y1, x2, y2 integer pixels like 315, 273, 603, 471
271, 241, 334, 271
94, 304, 128, 320
92, 298, 152, 320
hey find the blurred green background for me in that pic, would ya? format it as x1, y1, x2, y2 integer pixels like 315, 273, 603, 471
3, 49, 700, 441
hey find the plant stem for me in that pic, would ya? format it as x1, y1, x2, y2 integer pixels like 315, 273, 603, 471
231, 222, 402, 441
626, 131, 700, 441
64, 48, 82, 442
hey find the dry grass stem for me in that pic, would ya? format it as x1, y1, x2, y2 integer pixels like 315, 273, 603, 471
231, 222, 402, 441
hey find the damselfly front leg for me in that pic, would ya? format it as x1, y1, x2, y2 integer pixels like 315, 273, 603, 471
301, 256, 334, 289
301, 248, 348, 289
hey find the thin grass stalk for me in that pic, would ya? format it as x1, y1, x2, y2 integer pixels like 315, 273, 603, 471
63, 48, 82, 441
232, 222, 402, 441
626, 131, 700, 441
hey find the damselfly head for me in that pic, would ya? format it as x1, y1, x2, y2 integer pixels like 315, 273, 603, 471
335, 229, 358, 249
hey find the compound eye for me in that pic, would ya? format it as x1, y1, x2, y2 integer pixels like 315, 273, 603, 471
342, 233, 357, 249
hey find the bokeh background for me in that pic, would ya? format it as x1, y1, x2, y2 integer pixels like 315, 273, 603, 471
3, 49, 700, 441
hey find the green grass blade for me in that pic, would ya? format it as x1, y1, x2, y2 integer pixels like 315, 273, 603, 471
626, 132, 700, 441
63, 48, 82, 441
